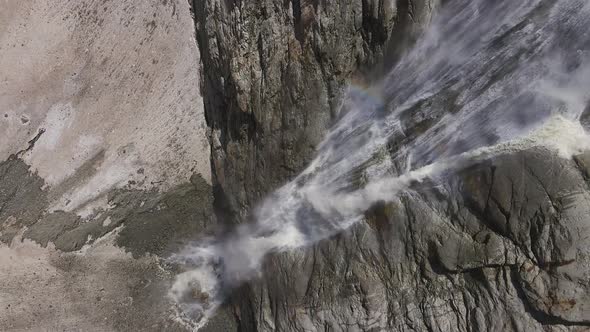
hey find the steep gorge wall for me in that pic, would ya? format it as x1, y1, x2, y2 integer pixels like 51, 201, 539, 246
195, 1, 590, 331
0, 1, 213, 330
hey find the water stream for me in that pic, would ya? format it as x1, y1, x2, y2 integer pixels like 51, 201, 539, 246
169, 0, 590, 328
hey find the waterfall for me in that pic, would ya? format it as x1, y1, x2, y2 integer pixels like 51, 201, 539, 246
169, 0, 590, 329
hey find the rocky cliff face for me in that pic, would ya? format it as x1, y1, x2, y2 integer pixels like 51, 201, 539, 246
195, 1, 590, 331
2, 1, 590, 331
193, 0, 437, 225
236, 147, 590, 331
0, 1, 212, 330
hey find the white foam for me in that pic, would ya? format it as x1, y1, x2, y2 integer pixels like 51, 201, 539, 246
168, 0, 590, 329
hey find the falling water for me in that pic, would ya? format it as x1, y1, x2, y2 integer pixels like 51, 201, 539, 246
169, 0, 590, 328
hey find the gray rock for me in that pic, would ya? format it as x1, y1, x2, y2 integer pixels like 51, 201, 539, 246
192, 0, 437, 224
194, 1, 590, 331
0, 1, 213, 330
3, 0, 590, 331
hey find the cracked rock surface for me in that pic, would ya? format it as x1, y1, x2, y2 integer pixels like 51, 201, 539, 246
1, 1, 212, 330
193, 0, 437, 226
235, 148, 590, 331
194, 0, 590, 331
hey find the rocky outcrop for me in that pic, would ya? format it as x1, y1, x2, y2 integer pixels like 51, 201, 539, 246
192, 0, 436, 329
195, 1, 590, 331
193, 0, 437, 224
0, 1, 212, 330
239, 147, 590, 331
3, 0, 590, 331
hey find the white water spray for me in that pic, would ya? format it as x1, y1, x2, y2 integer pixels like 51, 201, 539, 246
169, 0, 590, 328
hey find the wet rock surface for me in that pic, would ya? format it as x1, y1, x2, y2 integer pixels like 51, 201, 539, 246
194, 1, 590, 331
3, 0, 590, 331
237, 148, 590, 331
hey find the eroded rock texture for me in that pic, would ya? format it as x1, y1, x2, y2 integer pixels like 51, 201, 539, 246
193, 0, 437, 224
195, 1, 590, 331
0, 1, 213, 330
242, 148, 590, 331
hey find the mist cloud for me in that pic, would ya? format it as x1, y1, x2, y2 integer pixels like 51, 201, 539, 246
168, 0, 590, 328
